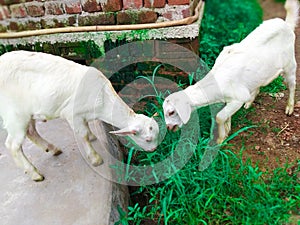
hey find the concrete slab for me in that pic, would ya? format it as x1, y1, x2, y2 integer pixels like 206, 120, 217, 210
0, 119, 128, 225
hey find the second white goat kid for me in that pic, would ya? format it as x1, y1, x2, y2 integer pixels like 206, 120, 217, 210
163, 0, 299, 144
0, 50, 159, 181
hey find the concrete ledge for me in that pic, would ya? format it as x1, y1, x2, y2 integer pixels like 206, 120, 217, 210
0, 119, 128, 225
0, 22, 200, 55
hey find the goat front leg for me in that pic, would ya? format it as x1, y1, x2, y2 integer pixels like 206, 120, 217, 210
72, 118, 103, 166
216, 101, 244, 144
27, 119, 62, 156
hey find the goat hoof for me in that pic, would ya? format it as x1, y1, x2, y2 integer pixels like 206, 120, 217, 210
47, 144, 62, 156
30, 172, 44, 182
244, 103, 251, 109
285, 106, 294, 116
90, 154, 103, 167
216, 137, 224, 145
52, 149, 62, 156
88, 133, 97, 142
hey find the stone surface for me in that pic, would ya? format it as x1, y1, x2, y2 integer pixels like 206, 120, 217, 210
0, 119, 128, 225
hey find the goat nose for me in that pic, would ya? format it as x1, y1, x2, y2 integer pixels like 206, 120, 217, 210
146, 137, 152, 142
167, 124, 173, 131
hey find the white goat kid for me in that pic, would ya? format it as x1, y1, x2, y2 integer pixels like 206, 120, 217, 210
0, 50, 159, 181
163, 0, 299, 144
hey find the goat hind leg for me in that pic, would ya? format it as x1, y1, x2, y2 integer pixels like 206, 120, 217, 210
284, 64, 296, 115
244, 89, 259, 109
5, 127, 44, 181
27, 119, 62, 156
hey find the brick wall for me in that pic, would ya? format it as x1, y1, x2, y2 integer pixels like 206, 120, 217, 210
0, 0, 191, 32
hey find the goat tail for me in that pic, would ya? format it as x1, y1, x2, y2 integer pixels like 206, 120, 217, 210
285, 0, 300, 30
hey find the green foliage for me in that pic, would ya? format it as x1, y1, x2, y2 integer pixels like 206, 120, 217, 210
115, 71, 299, 225
199, 0, 263, 68
117, 140, 299, 224
260, 76, 287, 93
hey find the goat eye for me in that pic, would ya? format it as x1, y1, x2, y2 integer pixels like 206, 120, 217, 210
149, 126, 153, 131
168, 111, 175, 116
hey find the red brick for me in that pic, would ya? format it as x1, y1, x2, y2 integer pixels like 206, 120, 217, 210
139, 10, 157, 23
10, 3, 27, 18
181, 7, 190, 18
0, 0, 26, 5
41, 15, 77, 28
9, 18, 41, 31
101, 0, 122, 12
25, 2, 44, 17
64, 0, 82, 14
45, 1, 64, 15
0, 22, 7, 32
117, 10, 157, 24
162, 11, 172, 20
117, 10, 137, 24
78, 12, 115, 26
168, 0, 189, 5
144, 0, 165, 8
0, 5, 10, 20
26, 19, 42, 30
81, 0, 101, 13
123, 0, 142, 9
9, 20, 18, 30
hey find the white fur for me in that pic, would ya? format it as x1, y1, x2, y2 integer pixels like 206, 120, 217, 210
0, 50, 159, 181
163, 0, 299, 144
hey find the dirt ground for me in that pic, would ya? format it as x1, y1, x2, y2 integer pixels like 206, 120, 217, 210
229, 0, 300, 174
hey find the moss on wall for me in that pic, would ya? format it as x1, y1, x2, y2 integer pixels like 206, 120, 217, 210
0, 40, 103, 61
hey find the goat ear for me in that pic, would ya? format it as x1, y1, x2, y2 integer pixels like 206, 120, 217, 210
173, 101, 192, 124
109, 128, 137, 136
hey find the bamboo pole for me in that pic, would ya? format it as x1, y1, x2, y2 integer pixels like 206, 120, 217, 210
0, 1, 204, 39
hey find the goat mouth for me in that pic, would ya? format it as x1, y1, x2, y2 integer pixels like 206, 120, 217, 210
146, 147, 156, 152
171, 125, 179, 132
150, 148, 156, 152
167, 124, 179, 132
